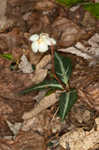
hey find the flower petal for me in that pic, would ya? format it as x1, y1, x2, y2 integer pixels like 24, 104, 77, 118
40, 33, 49, 38
50, 38, 56, 45
39, 42, 48, 53
40, 33, 56, 46
43, 37, 52, 46
31, 41, 39, 53
29, 34, 39, 42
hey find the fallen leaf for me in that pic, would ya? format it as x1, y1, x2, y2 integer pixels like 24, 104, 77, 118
0, 100, 13, 119
13, 131, 46, 150
58, 33, 99, 66
31, 54, 52, 84
36, 54, 51, 70
0, 0, 14, 32
59, 117, 99, 150
0, 140, 15, 150
52, 17, 88, 47
22, 110, 52, 132
34, 0, 56, 11
22, 92, 58, 120
31, 69, 48, 84
18, 54, 33, 73
6, 120, 22, 138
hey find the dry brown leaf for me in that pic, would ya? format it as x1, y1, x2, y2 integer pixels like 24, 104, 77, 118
0, 0, 14, 32
31, 69, 48, 84
34, 0, 56, 11
29, 51, 43, 65
22, 92, 58, 120
0, 101, 13, 118
0, 0, 8, 30
58, 33, 99, 66
52, 17, 88, 47
13, 131, 46, 150
86, 82, 99, 111
30, 54, 52, 84
59, 118, 99, 150
18, 55, 33, 73
58, 46, 92, 60
21, 110, 52, 132
36, 54, 51, 70
6, 120, 22, 137
34, 90, 47, 103
0, 140, 15, 150
81, 11, 96, 31
22, 109, 63, 136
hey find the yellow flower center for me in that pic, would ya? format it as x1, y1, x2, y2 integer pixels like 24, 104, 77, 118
38, 38, 44, 44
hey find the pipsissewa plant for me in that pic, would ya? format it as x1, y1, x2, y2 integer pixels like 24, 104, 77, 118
20, 33, 78, 121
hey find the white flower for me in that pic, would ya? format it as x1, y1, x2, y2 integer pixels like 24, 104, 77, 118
29, 34, 39, 42
29, 33, 56, 53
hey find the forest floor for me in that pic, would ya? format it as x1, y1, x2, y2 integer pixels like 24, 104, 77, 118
0, 0, 99, 150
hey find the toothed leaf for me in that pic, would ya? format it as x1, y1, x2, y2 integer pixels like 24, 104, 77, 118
58, 89, 78, 121
54, 52, 72, 86
20, 79, 63, 94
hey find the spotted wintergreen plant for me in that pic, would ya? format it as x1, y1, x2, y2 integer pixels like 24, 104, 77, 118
20, 33, 78, 121
20, 54, 78, 120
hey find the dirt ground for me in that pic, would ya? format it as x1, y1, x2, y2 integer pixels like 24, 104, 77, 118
0, 0, 99, 150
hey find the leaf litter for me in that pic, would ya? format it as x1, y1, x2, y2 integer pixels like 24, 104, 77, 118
0, 0, 99, 150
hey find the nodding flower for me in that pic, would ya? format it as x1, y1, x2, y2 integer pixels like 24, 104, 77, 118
29, 33, 56, 53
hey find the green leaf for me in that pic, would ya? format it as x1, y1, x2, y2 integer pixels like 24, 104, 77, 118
45, 89, 56, 96
19, 79, 63, 94
0, 53, 13, 60
56, 0, 84, 7
58, 89, 78, 121
83, 3, 99, 19
54, 52, 72, 86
